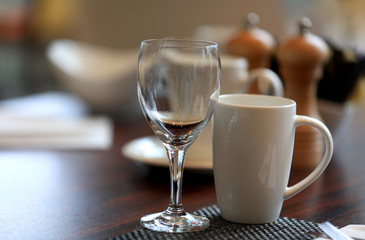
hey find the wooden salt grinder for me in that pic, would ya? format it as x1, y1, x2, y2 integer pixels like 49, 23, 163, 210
277, 18, 330, 169
226, 13, 276, 94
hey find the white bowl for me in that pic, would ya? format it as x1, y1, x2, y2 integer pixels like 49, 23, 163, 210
46, 39, 139, 114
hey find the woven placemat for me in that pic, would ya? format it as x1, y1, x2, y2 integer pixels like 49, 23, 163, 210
109, 205, 321, 240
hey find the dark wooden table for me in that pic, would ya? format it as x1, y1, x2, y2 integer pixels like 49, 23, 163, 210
1, 102, 364, 240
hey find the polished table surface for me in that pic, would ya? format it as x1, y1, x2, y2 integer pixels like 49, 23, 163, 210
1, 102, 365, 240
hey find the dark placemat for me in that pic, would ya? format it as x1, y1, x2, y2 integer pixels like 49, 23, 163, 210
109, 205, 321, 240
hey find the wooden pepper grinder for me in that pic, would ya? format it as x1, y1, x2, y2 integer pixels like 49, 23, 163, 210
277, 17, 330, 169
226, 13, 276, 94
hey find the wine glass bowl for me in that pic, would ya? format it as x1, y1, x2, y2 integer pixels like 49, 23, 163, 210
137, 39, 221, 232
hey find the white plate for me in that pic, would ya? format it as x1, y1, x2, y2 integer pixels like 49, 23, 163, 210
122, 136, 213, 170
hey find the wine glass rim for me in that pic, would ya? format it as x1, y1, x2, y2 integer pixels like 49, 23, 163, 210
141, 39, 218, 48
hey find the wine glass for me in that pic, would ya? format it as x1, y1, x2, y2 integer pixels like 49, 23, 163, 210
137, 39, 221, 232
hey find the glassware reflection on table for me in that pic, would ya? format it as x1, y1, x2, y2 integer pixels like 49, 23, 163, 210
137, 39, 221, 232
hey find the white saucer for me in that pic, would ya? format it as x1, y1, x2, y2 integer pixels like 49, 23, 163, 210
122, 136, 213, 170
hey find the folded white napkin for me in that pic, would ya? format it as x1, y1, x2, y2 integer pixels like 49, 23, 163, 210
0, 92, 113, 149
0, 116, 113, 149
315, 224, 365, 239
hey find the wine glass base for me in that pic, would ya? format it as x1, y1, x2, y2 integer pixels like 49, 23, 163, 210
140, 210, 210, 233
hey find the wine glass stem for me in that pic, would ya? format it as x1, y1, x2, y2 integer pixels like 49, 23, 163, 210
165, 146, 187, 213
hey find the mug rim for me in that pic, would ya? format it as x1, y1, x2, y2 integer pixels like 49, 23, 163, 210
220, 54, 248, 68
217, 94, 296, 109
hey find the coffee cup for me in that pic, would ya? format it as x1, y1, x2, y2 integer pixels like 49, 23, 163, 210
212, 94, 333, 223
219, 54, 283, 96
188, 55, 283, 166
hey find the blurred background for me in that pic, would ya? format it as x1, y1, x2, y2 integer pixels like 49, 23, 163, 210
0, 0, 365, 121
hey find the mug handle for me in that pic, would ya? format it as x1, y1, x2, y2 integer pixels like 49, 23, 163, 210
284, 116, 334, 200
245, 68, 284, 97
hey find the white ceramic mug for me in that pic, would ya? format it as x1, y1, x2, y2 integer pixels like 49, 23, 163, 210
212, 94, 333, 224
188, 55, 283, 166
219, 54, 283, 96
